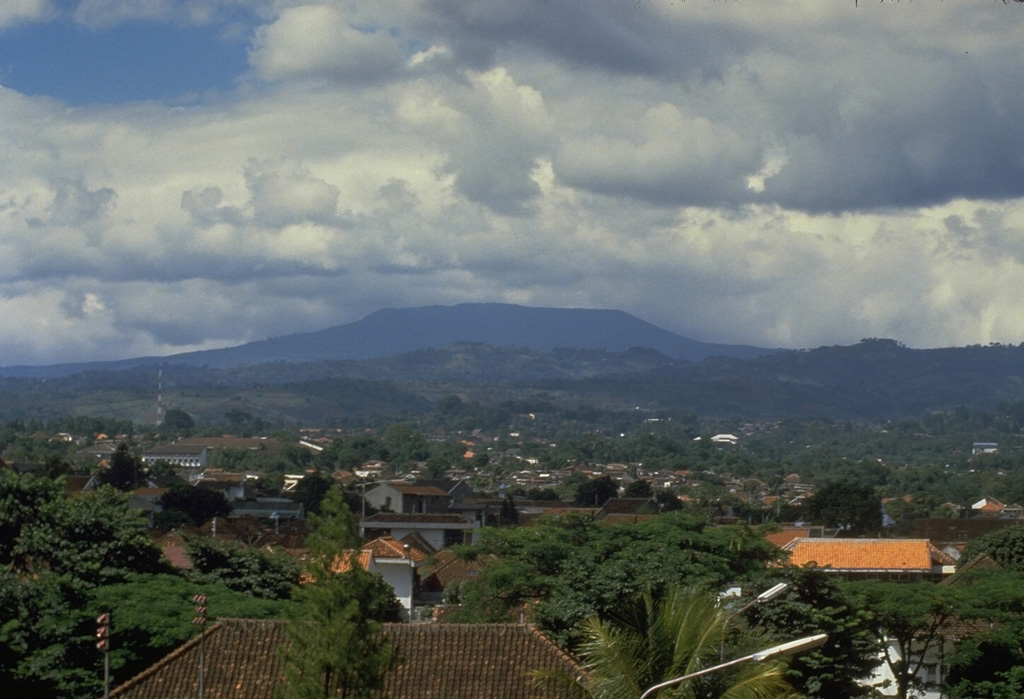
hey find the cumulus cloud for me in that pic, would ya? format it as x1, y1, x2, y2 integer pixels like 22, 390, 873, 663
71, 0, 273, 28
3, 2, 1024, 365
248, 4, 406, 84
0, 0, 54, 28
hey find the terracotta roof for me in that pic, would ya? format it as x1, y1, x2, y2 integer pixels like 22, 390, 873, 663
783, 538, 954, 572
363, 536, 430, 563
108, 619, 584, 699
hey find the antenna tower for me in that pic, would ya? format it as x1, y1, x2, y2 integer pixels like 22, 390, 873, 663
156, 367, 164, 425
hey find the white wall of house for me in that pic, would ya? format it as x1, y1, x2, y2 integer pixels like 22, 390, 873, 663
369, 559, 416, 620
866, 639, 948, 699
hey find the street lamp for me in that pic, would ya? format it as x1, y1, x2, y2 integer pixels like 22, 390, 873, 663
639, 633, 828, 699
719, 582, 790, 662
725, 582, 790, 621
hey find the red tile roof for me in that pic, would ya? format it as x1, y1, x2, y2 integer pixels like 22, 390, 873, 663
783, 538, 954, 572
420, 549, 493, 592
108, 619, 584, 699
363, 536, 430, 563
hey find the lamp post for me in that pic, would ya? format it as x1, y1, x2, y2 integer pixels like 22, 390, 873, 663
639, 633, 828, 699
728, 582, 789, 619
720, 582, 790, 661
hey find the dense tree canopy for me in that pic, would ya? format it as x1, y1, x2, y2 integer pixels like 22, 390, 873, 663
158, 483, 232, 527
959, 525, 1024, 571
451, 512, 782, 649
803, 482, 882, 535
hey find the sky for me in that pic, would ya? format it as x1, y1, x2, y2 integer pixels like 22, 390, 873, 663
2, 0, 1024, 366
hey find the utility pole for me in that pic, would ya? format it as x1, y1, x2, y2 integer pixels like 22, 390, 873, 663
96, 612, 111, 699
193, 593, 207, 699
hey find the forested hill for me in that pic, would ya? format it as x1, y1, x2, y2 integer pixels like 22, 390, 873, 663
0, 303, 775, 379
4, 337, 1024, 423
557, 338, 1024, 419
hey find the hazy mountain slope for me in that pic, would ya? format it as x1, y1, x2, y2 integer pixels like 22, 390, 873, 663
176, 304, 775, 365
0, 304, 775, 378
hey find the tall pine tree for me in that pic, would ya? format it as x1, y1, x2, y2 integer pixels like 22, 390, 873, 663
276, 488, 398, 699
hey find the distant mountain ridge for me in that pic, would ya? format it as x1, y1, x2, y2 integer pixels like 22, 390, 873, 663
0, 303, 777, 378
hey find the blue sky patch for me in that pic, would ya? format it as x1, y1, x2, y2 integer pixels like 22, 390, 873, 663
1, 18, 250, 105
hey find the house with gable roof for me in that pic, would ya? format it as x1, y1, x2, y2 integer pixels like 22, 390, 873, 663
357, 535, 430, 618
365, 482, 451, 514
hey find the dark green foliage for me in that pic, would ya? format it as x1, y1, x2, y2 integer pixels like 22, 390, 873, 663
158, 483, 232, 526
91, 574, 293, 688
223, 408, 265, 436
574, 475, 618, 507
653, 489, 683, 511
0, 473, 63, 565
959, 525, 1024, 571
0, 475, 185, 699
941, 569, 1024, 699
622, 479, 652, 498
802, 481, 882, 535
747, 568, 880, 698
161, 408, 195, 434
99, 442, 140, 491
1, 475, 162, 585
498, 495, 519, 526
453, 512, 782, 649
847, 580, 960, 699
292, 469, 333, 515
26, 487, 163, 585
185, 537, 300, 599
0, 570, 99, 699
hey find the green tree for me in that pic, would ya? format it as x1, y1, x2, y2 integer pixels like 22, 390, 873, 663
941, 569, 1024, 699
498, 495, 519, 526
849, 581, 959, 699
0, 570, 99, 699
91, 573, 293, 687
747, 569, 880, 698
453, 511, 782, 649
569, 586, 800, 698
277, 489, 398, 699
294, 469, 334, 516
158, 483, 231, 527
185, 537, 300, 599
803, 482, 881, 535
1, 476, 162, 585
575, 475, 618, 507
161, 408, 195, 434
959, 525, 1024, 571
0, 473, 62, 565
623, 479, 653, 499
100, 442, 140, 491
